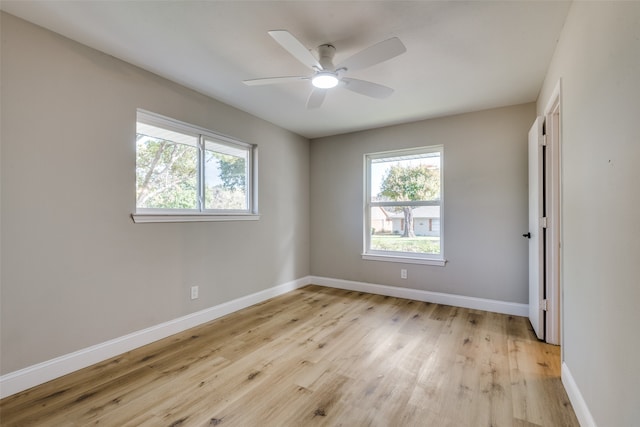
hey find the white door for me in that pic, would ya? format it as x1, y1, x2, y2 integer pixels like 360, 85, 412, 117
528, 117, 545, 340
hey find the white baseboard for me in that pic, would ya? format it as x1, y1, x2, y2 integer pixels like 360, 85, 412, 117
309, 276, 529, 317
562, 362, 597, 427
1, 275, 528, 399
0, 277, 308, 399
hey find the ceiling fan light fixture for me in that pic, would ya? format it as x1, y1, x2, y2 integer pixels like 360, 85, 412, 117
312, 72, 339, 89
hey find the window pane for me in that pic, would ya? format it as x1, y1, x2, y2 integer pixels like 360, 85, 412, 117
204, 139, 248, 210
136, 126, 198, 210
365, 145, 443, 260
370, 206, 440, 255
370, 152, 440, 202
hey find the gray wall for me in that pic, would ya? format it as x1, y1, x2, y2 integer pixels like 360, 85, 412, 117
310, 103, 534, 304
537, 2, 640, 426
0, 13, 310, 374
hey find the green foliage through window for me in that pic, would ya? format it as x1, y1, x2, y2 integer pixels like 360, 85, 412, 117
366, 146, 443, 258
136, 136, 198, 209
135, 111, 254, 213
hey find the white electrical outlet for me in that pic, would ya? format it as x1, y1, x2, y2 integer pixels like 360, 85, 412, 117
190, 285, 199, 300
401, 269, 407, 279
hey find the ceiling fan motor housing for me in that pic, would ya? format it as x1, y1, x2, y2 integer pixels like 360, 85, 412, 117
317, 44, 336, 70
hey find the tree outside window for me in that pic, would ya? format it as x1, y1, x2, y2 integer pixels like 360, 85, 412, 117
365, 146, 443, 261
135, 111, 255, 214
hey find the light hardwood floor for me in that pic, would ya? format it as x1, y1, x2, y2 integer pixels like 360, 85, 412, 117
0, 285, 579, 426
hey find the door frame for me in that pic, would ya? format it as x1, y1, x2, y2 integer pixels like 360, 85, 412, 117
543, 80, 562, 346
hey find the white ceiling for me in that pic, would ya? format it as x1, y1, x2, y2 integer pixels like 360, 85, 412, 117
1, 1, 571, 139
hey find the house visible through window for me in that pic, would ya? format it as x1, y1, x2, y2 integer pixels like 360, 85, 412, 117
364, 146, 444, 265
133, 110, 257, 222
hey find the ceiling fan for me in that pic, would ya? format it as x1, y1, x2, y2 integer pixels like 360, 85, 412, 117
243, 30, 407, 109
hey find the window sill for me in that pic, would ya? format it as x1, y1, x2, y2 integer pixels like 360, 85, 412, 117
362, 253, 446, 267
131, 213, 260, 223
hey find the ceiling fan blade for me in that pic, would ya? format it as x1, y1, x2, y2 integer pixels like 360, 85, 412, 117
341, 78, 394, 99
336, 37, 406, 72
243, 76, 309, 86
268, 30, 322, 70
306, 88, 327, 109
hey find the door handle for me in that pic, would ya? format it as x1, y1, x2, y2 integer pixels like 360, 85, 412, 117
522, 232, 531, 239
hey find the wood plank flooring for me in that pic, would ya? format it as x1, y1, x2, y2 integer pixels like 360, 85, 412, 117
0, 285, 579, 426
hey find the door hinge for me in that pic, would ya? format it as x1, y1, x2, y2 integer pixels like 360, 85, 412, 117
540, 299, 548, 311
541, 135, 548, 146
541, 217, 548, 228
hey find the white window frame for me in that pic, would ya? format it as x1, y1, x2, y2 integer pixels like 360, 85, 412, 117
363, 145, 445, 266
132, 110, 258, 223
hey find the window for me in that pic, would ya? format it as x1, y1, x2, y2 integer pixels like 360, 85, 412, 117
132, 110, 257, 223
364, 146, 445, 266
